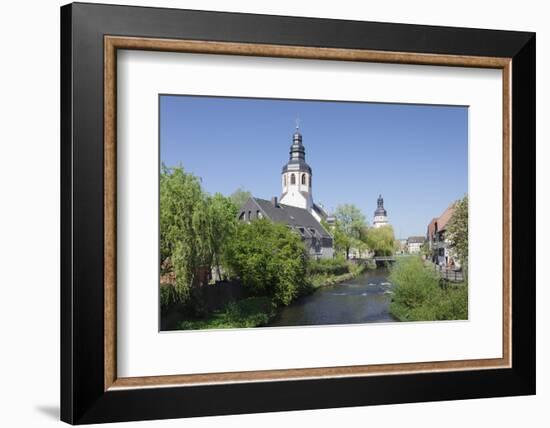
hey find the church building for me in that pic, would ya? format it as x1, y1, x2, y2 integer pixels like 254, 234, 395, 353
238, 125, 334, 259
279, 125, 328, 222
372, 194, 390, 228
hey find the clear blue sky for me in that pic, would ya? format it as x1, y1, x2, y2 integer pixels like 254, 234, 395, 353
160, 95, 468, 239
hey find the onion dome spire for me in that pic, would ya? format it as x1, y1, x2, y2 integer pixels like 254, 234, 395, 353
290, 120, 305, 161
375, 194, 387, 216
282, 119, 311, 174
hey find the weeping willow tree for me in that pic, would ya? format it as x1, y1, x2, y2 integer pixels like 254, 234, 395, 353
229, 187, 252, 209
160, 165, 239, 303
160, 165, 212, 302
365, 225, 397, 256
206, 192, 239, 281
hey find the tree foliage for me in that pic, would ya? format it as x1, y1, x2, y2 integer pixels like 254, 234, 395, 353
230, 187, 252, 209
206, 193, 239, 280
160, 165, 238, 303
447, 195, 468, 272
420, 242, 431, 258
306, 257, 350, 276
332, 204, 368, 259
365, 225, 397, 256
225, 219, 308, 306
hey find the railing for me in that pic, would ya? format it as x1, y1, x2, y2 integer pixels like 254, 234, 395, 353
432, 264, 464, 283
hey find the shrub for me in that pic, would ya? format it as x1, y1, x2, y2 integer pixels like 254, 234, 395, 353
307, 257, 350, 276
178, 297, 275, 330
225, 219, 308, 306
389, 257, 468, 321
223, 297, 276, 328
305, 259, 366, 291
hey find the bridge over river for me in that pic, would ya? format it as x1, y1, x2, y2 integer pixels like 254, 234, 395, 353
350, 254, 412, 263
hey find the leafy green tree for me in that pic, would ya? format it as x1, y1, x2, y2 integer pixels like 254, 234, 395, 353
447, 195, 468, 275
321, 218, 344, 258
333, 204, 368, 259
160, 165, 212, 302
206, 193, 239, 280
420, 241, 431, 259
225, 219, 308, 306
365, 225, 397, 256
230, 187, 252, 209
329, 221, 351, 259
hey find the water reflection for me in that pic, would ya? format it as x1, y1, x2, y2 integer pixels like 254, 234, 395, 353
267, 267, 396, 327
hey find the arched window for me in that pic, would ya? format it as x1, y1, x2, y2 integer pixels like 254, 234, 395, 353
290, 174, 296, 185
309, 175, 312, 187
301, 174, 306, 185
283, 175, 287, 186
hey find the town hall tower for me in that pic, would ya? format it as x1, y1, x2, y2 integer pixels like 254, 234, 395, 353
373, 194, 390, 228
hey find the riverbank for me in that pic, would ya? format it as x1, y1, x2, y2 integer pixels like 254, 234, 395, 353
388, 256, 468, 321
177, 296, 276, 330
169, 260, 373, 330
305, 261, 370, 291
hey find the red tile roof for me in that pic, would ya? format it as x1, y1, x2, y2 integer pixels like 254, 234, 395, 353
427, 203, 457, 238
437, 204, 456, 231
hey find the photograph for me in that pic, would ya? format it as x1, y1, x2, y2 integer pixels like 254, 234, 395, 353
159, 95, 469, 331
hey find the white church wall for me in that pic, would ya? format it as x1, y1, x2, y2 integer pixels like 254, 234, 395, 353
280, 190, 311, 210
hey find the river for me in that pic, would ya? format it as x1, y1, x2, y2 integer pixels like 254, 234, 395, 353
267, 267, 396, 327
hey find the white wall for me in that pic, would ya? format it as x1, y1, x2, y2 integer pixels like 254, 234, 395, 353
0, 1, 546, 427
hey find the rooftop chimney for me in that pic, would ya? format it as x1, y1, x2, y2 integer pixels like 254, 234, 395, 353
271, 196, 278, 207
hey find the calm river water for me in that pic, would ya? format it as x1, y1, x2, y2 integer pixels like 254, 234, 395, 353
267, 267, 396, 327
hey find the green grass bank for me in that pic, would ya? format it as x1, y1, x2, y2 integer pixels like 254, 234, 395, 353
388, 256, 468, 321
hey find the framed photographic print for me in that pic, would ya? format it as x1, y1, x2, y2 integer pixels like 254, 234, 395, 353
60, 2, 536, 424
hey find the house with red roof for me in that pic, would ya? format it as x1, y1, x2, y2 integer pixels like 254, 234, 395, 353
426, 203, 460, 268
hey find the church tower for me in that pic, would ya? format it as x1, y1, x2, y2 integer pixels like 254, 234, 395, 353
280, 124, 314, 211
373, 194, 389, 228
